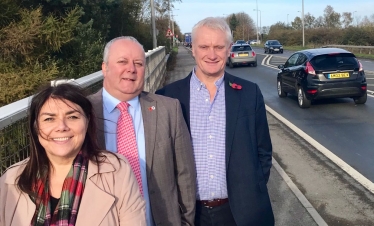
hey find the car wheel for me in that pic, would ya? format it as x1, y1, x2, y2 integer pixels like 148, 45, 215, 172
264, 49, 267, 53
297, 86, 311, 108
353, 92, 367, 104
281, 50, 283, 54
229, 59, 234, 68
253, 62, 257, 67
277, 79, 287, 97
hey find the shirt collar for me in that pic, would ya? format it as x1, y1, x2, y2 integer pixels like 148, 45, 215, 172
191, 67, 225, 90
102, 88, 140, 112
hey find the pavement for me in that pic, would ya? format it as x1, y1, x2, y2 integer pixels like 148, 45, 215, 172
161, 45, 325, 226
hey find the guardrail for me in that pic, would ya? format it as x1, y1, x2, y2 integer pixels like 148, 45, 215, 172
323, 45, 374, 55
0, 46, 168, 175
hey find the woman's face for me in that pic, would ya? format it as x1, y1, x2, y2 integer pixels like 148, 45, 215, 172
37, 98, 89, 161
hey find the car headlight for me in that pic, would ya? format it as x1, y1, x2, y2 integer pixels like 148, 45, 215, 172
280, 46, 283, 49
270, 47, 274, 49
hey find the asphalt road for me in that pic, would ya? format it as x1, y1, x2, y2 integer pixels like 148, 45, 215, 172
225, 53, 374, 183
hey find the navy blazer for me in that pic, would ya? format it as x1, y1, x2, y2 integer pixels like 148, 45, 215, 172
156, 72, 274, 226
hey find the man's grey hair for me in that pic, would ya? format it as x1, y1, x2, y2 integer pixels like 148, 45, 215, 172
191, 17, 233, 46
103, 36, 144, 63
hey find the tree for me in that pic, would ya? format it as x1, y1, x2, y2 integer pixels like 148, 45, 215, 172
291, 17, 302, 30
304, 13, 315, 29
323, 5, 341, 28
342, 12, 353, 28
314, 16, 324, 28
229, 14, 239, 36
232, 12, 255, 40
0, 6, 82, 106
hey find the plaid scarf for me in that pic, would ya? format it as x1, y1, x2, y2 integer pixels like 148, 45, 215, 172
31, 152, 88, 226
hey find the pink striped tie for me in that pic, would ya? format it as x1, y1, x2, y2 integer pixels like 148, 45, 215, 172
116, 102, 143, 195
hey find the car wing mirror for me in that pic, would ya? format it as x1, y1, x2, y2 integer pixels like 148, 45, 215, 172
278, 64, 284, 70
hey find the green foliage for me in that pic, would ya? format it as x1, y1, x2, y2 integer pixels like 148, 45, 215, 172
0, 60, 59, 105
0, 6, 83, 106
229, 14, 239, 32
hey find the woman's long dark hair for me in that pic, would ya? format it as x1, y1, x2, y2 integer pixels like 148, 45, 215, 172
17, 83, 103, 197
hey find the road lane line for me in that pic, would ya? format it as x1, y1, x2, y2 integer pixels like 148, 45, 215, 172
272, 158, 328, 226
261, 54, 269, 65
266, 105, 374, 194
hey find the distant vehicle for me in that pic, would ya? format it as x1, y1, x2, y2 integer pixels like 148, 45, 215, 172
227, 44, 257, 68
235, 40, 246, 44
249, 40, 260, 45
184, 32, 191, 48
264, 40, 283, 53
276, 48, 367, 108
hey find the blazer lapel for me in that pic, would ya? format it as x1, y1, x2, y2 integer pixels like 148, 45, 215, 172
76, 160, 115, 226
139, 92, 157, 179
176, 73, 192, 131
6, 185, 35, 226
224, 73, 242, 168
89, 89, 106, 149
3, 162, 35, 226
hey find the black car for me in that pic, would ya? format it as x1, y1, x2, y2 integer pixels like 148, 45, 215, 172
264, 40, 283, 54
277, 48, 367, 108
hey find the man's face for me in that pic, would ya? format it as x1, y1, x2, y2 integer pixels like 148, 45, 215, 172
102, 39, 146, 101
192, 26, 231, 79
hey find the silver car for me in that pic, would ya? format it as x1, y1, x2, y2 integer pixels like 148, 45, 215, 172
227, 44, 257, 68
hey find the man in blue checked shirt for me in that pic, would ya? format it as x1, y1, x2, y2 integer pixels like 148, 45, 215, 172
157, 17, 274, 226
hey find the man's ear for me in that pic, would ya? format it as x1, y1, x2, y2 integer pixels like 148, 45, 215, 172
102, 62, 107, 77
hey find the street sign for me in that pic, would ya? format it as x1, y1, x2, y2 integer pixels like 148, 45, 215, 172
166, 28, 173, 37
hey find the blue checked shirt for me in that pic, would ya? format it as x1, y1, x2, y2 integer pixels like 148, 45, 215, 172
190, 70, 227, 200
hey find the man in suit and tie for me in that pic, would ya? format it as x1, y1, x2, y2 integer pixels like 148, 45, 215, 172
156, 17, 274, 226
88, 36, 196, 226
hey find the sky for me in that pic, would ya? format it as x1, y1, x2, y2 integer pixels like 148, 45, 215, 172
172, 0, 374, 34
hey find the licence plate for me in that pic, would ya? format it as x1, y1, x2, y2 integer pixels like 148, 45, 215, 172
238, 53, 249, 57
328, 73, 349, 79
274, 49, 279, 51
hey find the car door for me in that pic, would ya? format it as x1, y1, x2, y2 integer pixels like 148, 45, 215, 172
294, 53, 308, 85
281, 53, 300, 92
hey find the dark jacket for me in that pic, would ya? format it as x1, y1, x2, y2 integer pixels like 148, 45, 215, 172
156, 72, 274, 226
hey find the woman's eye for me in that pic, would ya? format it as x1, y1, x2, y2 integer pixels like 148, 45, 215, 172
68, 115, 79, 119
43, 117, 53, 122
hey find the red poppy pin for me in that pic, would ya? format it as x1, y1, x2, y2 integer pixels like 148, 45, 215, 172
148, 106, 156, 111
229, 82, 242, 90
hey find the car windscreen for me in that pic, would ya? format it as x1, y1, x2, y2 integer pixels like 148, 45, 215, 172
310, 53, 358, 71
270, 41, 280, 45
232, 46, 252, 51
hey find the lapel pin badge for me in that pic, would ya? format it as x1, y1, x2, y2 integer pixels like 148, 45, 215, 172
149, 106, 156, 111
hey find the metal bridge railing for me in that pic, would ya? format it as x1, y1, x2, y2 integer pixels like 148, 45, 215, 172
0, 46, 168, 175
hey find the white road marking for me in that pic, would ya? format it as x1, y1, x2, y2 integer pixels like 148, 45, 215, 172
266, 106, 374, 194
272, 158, 328, 226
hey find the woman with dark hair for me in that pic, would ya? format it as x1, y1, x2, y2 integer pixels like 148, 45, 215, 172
0, 83, 146, 226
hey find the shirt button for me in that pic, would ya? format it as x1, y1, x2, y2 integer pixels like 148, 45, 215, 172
209, 155, 213, 158
208, 116, 212, 120
211, 192, 215, 196
205, 98, 209, 102
208, 135, 213, 139
210, 175, 214, 179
